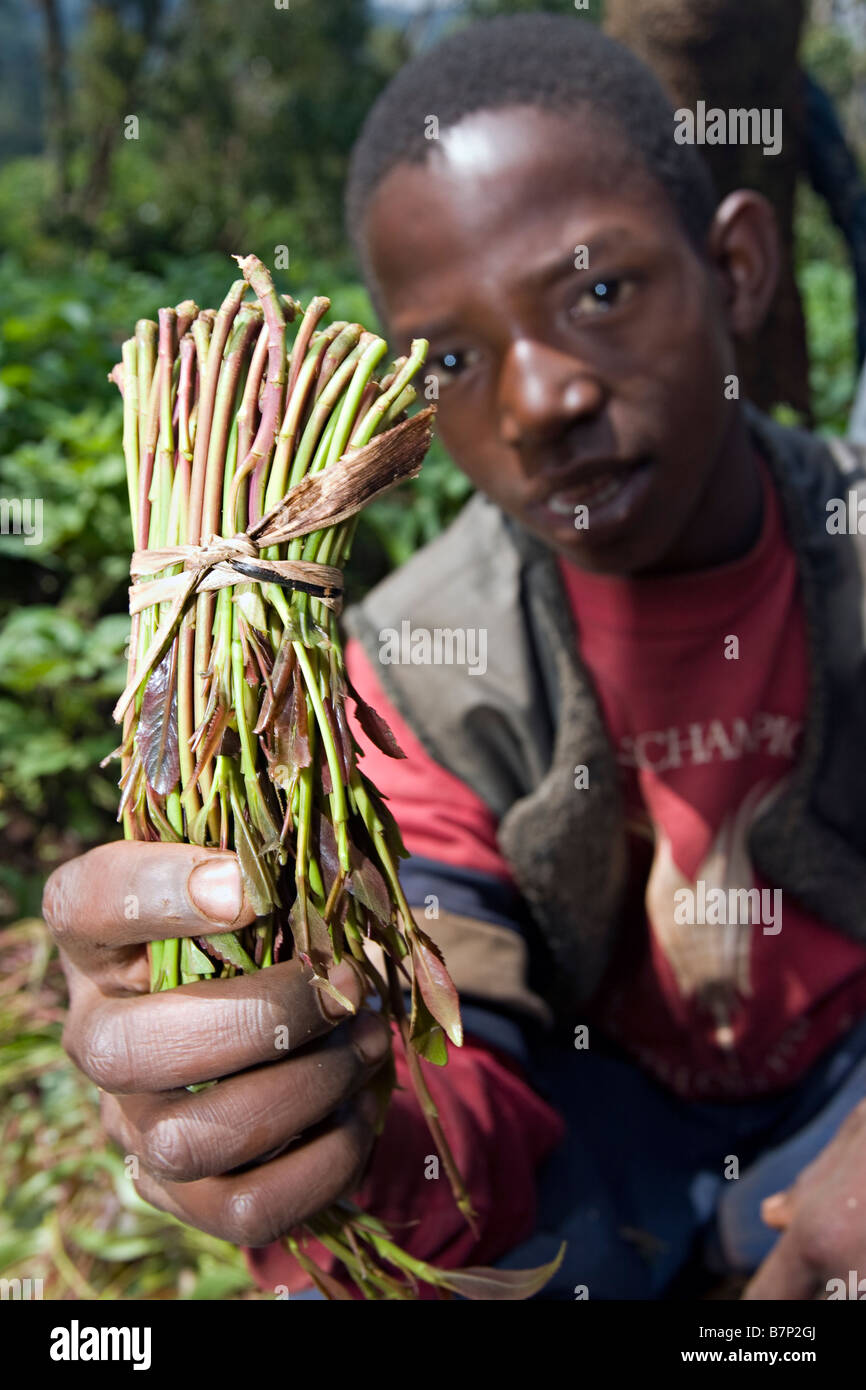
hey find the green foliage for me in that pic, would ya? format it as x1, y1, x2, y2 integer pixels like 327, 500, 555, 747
795, 182, 858, 435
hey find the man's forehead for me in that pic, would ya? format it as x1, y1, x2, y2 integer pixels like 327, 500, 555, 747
368, 105, 666, 247
364, 111, 675, 331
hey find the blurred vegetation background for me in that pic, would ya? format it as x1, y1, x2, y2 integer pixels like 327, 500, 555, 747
1, 0, 866, 1299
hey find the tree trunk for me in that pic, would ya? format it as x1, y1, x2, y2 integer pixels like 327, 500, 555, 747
35, 0, 72, 213
605, 0, 810, 419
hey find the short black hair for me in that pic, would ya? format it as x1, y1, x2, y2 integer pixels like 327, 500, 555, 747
346, 13, 718, 299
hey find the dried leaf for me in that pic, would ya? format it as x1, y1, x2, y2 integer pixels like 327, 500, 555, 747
252, 408, 434, 546
346, 675, 406, 760
137, 647, 180, 795
234, 585, 269, 634
435, 1244, 566, 1301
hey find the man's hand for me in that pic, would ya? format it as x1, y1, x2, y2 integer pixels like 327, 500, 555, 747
42, 841, 391, 1247
742, 1097, 866, 1299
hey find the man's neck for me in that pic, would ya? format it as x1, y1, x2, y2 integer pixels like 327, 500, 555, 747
640, 407, 763, 577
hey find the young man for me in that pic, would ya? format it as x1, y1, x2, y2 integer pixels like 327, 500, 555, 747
43, 15, 866, 1300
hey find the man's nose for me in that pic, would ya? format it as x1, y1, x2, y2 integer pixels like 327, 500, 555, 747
496, 338, 604, 448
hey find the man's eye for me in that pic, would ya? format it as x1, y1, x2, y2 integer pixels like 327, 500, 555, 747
569, 278, 634, 319
430, 348, 478, 384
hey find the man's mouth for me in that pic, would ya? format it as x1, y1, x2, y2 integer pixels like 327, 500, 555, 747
526, 456, 655, 538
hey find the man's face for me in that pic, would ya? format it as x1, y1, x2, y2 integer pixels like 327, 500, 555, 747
362, 105, 739, 575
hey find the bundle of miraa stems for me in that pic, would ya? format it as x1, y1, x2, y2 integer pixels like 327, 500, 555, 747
108, 254, 562, 1300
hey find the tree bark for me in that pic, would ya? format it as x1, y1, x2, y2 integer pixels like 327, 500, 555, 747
605, 0, 810, 419
35, 0, 72, 213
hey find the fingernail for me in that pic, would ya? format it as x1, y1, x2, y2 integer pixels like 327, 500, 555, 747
352, 1012, 391, 1066
762, 1192, 786, 1211
318, 960, 364, 1021
187, 857, 244, 924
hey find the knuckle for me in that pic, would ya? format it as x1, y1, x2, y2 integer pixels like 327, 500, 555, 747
41, 864, 77, 941
80, 1011, 134, 1092
222, 1189, 281, 1248
140, 1115, 196, 1183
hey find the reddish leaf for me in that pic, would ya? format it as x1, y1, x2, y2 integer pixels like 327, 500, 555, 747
410, 928, 462, 1047
137, 647, 180, 795
314, 813, 342, 891
190, 704, 231, 782
255, 641, 296, 735
290, 663, 311, 768
346, 675, 407, 759
347, 845, 391, 924
272, 662, 312, 778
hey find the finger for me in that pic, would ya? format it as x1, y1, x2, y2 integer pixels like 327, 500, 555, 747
65, 955, 366, 1093
100, 1011, 392, 1181
131, 1088, 381, 1247
43, 842, 257, 973
741, 1230, 822, 1300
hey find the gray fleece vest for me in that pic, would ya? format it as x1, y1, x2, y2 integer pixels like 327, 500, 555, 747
343, 405, 866, 1024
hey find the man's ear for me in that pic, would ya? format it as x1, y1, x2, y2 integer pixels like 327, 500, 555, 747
706, 190, 780, 341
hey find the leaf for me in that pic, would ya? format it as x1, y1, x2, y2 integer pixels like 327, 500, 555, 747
290, 897, 332, 974
189, 704, 231, 781
347, 845, 391, 925
203, 932, 258, 973
410, 927, 462, 1047
434, 1244, 566, 1301
272, 662, 311, 778
234, 585, 269, 634
137, 646, 180, 795
255, 640, 296, 734
231, 794, 275, 915
346, 674, 406, 759
360, 775, 410, 861
408, 988, 449, 1066
180, 937, 216, 976
309, 974, 357, 1016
